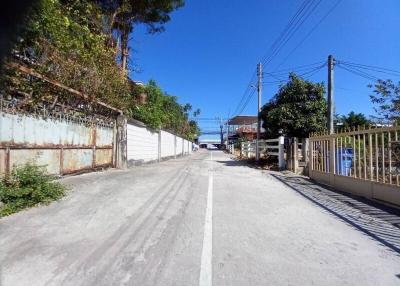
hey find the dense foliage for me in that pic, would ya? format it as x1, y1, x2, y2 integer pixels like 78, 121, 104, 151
2, 0, 198, 139
128, 80, 200, 140
4, 0, 131, 109
369, 79, 400, 123
337, 111, 371, 130
0, 163, 65, 217
260, 73, 327, 138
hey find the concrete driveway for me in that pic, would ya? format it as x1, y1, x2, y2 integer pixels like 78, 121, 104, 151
1, 150, 400, 285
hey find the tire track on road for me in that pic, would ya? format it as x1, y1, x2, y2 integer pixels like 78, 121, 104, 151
55, 156, 199, 286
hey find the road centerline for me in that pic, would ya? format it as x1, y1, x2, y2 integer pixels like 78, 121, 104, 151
199, 151, 213, 286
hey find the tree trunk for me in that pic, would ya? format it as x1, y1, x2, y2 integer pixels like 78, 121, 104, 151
120, 25, 129, 78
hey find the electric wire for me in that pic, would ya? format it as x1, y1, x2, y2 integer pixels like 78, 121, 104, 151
262, 0, 321, 65
337, 60, 400, 77
274, 0, 343, 70
262, 0, 322, 66
264, 0, 323, 66
236, 88, 257, 116
261, 0, 312, 64
232, 69, 257, 116
336, 64, 380, 81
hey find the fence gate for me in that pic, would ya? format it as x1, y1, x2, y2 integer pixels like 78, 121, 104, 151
240, 137, 285, 169
309, 126, 400, 206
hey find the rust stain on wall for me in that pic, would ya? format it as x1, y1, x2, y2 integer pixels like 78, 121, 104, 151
95, 149, 112, 166
1, 113, 114, 176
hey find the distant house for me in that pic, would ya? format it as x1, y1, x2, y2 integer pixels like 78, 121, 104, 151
227, 115, 264, 142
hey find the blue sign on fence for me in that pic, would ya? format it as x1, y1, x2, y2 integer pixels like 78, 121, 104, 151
336, 148, 353, 176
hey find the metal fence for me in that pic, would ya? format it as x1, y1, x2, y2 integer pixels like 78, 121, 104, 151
309, 126, 400, 205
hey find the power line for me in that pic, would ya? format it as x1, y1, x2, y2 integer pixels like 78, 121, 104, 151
337, 60, 400, 77
262, 0, 311, 63
261, 0, 316, 65
266, 60, 326, 75
262, 0, 322, 66
232, 69, 257, 116
274, 0, 343, 70
336, 64, 380, 81
232, 0, 321, 117
237, 88, 257, 116
262, 62, 326, 86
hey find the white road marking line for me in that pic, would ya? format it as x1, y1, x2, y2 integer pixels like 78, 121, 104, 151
199, 152, 213, 286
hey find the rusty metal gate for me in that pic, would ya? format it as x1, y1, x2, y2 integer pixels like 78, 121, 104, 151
0, 111, 114, 176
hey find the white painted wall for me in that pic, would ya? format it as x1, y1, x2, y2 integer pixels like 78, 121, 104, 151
126, 121, 193, 165
127, 123, 159, 163
161, 131, 175, 158
176, 137, 183, 156
184, 139, 189, 154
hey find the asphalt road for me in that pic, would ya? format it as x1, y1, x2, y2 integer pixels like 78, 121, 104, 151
1, 150, 400, 286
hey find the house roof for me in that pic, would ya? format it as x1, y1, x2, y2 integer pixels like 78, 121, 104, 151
228, 115, 257, 125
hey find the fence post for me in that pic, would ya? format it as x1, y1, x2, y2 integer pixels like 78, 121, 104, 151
302, 138, 309, 175
309, 138, 314, 176
329, 136, 335, 185
115, 115, 127, 169
278, 136, 285, 170
293, 137, 299, 173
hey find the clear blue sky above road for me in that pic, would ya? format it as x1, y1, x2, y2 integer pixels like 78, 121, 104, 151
130, 0, 400, 137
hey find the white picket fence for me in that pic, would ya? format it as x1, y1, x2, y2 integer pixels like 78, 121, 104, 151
240, 136, 285, 169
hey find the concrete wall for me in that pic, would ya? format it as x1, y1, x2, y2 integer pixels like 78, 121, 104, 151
176, 137, 183, 156
310, 170, 400, 206
127, 122, 159, 164
0, 112, 114, 175
126, 121, 193, 166
160, 131, 175, 158
184, 139, 189, 154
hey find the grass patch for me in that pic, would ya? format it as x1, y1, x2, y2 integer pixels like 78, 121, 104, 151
0, 163, 65, 217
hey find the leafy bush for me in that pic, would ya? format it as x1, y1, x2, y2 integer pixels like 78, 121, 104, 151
128, 80, 201, 140
0, 163, 65, 217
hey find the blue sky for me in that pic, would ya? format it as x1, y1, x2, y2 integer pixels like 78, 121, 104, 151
130, 0, 400, 139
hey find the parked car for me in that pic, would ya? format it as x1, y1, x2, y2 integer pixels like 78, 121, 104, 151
207, 144, 218, 150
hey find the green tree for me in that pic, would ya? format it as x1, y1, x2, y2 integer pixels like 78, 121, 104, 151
101, 0, 184, 76
369, 79, 400, 123
127, 80, 200, 140
260, 73, 327, 138
337, 111, 371, 130
3, 0, 131, 109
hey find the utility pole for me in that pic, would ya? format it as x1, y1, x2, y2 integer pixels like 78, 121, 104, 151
219, 117, 223, 147
225, 120, 229, 148
327, 55, 335, 134
256, 63, 262, 161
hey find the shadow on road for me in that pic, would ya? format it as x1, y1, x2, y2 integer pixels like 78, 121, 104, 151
271, 173, 400, 256
216, 156, 279, 171
216, 160, 248, 167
